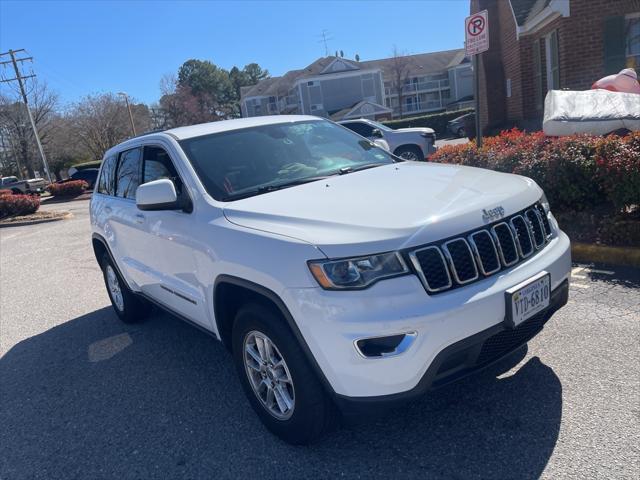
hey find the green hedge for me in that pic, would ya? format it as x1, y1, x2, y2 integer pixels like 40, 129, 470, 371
72, 160, 102, 171
383, 108, 474, 135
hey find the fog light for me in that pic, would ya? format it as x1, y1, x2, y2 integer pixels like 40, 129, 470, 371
355, 332, 417, 358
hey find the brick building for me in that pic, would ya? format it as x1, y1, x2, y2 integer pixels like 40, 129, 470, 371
470, 0, 640, 133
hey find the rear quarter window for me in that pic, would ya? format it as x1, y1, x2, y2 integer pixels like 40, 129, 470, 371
97, 156, 117, 195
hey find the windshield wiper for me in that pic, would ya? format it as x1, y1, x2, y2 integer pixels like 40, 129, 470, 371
338, 163, 385, 175
223, 175, 330, 201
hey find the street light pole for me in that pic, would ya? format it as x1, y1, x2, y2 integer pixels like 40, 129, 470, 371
118, 92, 136, 136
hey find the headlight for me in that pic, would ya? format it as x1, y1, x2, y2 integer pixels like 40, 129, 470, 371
540, 193, 551, 214
308, 252, 409, 290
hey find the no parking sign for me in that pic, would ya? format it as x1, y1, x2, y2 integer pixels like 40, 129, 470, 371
465, 10, 489, 56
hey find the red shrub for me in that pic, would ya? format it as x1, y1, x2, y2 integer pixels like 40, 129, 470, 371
0, 189, 12, 197
47, 180, 88, 197
0, 193, 40, 218
595, 132, 640, 211
429, 129, 638, 213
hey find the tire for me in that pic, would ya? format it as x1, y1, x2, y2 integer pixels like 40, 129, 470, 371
100, 253, 148, 323
457, 127, 466, 138
11, 189, 21, 195
394, 145, 424, 161
232, 303, 337, 445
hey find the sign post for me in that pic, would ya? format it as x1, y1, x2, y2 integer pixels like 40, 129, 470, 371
465, 10, 489, 148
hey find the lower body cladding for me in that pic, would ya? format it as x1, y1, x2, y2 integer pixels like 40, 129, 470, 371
281, 231, 571, 413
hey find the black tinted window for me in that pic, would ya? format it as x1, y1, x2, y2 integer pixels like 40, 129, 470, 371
142, 146, 181, 194
115, 148, 141, 199
343, 122, 374, 137
97, 156, 116, 195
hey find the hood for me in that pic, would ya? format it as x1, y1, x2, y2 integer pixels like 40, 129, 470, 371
223, 162, 542, 258
396, 127, 435, 134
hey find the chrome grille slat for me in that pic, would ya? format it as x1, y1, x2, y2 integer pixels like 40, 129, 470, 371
525, 209, 546, 249
442, 238, 479, 284
468, 231, 501, 275
491, 222, 519, 267
510, 215, 534, 258
409, 246, 452, 292
410, 202, 551, 295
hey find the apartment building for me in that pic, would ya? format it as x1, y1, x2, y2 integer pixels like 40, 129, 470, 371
240, 49, 473, 120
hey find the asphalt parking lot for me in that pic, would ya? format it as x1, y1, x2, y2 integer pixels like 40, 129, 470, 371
1, 200, 639, 479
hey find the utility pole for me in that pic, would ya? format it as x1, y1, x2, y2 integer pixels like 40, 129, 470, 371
0, 49, 52, 182
118, 92, 137, 136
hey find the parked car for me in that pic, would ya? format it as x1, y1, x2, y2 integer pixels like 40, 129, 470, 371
59, 168, 99, 189
447, 112, 475, 138
338, 118, 436, 161
0, 176, 47, 194
91, 115, 571, 445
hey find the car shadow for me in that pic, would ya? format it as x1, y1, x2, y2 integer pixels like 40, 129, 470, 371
1, 307, 562, 479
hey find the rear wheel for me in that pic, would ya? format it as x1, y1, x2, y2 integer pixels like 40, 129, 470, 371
395, 145, 424, 161
101, 253, 148, 323
457, 127, 466, 138
232, 303, 336, 444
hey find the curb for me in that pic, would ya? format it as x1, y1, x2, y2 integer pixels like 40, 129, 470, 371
0, 211, 73, 228
571, 242, 640, 268
41, 193, 92, 204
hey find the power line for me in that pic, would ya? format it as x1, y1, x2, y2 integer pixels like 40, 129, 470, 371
0, 49, 52, 182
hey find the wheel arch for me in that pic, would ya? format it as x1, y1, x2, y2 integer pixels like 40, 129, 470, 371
393, 143, 425, 157
213, 274, 336, 396
91, 233, 135, 291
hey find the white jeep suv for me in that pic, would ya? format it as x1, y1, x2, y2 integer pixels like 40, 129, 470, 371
90, 115, 571, 444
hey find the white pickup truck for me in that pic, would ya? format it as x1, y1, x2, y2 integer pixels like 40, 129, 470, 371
0, 176, 47, 194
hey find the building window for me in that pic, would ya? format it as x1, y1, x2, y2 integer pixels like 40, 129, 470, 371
627, 14, 640, 72
545, 30, 560, 90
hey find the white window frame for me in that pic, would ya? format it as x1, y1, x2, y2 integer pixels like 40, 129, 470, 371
545, 30, 560, 91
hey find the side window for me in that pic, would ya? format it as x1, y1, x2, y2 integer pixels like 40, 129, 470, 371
142, 146, 182, 194
97, 155, 117, 195
115, 148, 142, 199
346, 122, 373, 137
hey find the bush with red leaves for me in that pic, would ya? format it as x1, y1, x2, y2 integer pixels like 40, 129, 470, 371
47, 180, 88, 197
0, 189, 12, 197
0, 193, 40, 218
429, 129, 639, 213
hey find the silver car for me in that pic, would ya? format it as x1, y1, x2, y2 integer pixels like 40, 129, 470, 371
338, 119, 436, 161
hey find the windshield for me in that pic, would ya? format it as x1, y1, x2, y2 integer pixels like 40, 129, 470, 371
179, 119, 396, 201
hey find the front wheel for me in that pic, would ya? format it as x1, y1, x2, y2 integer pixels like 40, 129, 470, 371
232, 303, 336, 444
395, 145, 424, 161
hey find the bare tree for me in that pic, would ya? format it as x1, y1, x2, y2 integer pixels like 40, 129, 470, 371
388, 46, 415, 119
69, 93, 151, 160
0, 79, 58, 178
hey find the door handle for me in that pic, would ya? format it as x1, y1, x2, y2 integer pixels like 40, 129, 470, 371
135, 213, 145, 224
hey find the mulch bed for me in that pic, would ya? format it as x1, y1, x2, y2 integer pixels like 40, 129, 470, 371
0, 210, 71, 227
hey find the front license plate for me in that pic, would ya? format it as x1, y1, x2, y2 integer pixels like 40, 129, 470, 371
505, 271, 550, 328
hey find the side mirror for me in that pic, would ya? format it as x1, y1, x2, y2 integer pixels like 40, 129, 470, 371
371, 128, 383, 138
136, 179, 178, 211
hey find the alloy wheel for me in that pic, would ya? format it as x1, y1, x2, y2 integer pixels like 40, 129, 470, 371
243, 330, 295, 420
106, 265, 124, 312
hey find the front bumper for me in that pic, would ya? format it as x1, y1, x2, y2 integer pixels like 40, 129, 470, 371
281, 231, 571, 402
